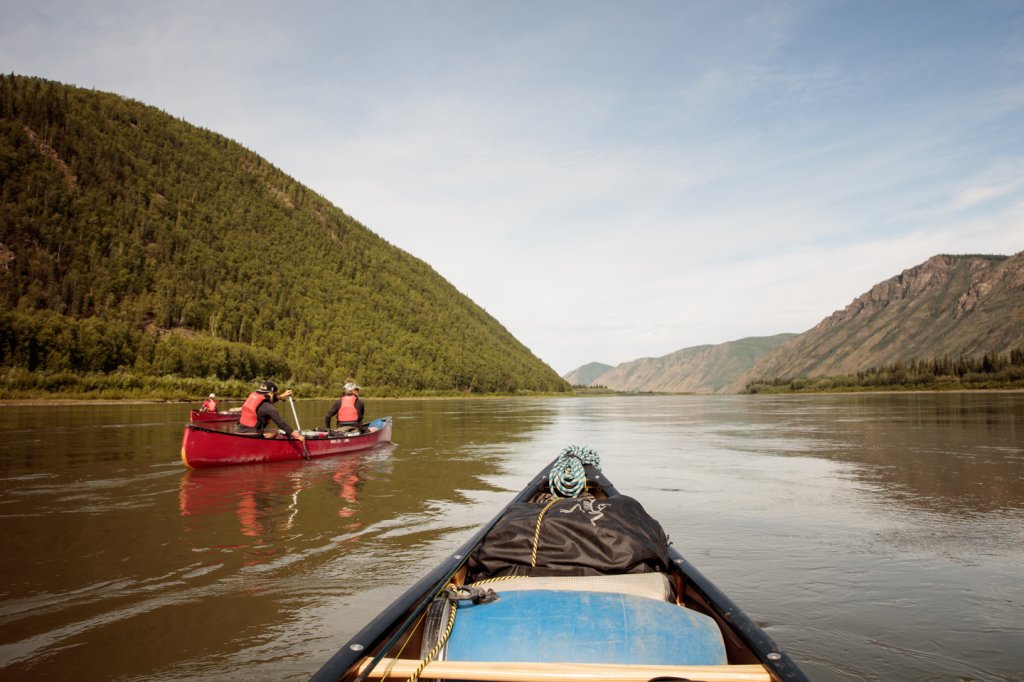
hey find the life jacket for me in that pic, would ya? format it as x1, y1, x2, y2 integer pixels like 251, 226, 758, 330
239, 391, 268, 428
202, 399, 217, 412
338, 394, 359, 423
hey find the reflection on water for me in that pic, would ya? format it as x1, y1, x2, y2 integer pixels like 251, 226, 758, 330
0, 394, 1021, 681
180, 456, 366, 534
741, 392, 1024, 515
179, 454, 372, 567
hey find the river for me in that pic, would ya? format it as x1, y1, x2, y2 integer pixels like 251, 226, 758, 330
0, 393, 1021, 681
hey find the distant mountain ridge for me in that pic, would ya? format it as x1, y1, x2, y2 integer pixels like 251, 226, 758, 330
564, 362, 614, 386
565, 252, 1023, 394
565, 334, 796, 394
730, 252, 1024, 391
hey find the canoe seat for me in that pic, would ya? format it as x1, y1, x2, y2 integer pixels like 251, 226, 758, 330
440, 588, 727, 666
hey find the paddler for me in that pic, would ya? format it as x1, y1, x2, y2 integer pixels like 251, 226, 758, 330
236, 381, 305, 442
324, 382, 365, 432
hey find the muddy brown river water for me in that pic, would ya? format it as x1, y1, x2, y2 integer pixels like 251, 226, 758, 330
1, 393, 1021, 680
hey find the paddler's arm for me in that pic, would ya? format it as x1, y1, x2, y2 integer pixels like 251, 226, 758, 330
262, 402, 305, 441
324, 400, 341, 429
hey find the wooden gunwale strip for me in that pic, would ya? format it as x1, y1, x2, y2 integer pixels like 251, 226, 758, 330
356, 657, 773, 681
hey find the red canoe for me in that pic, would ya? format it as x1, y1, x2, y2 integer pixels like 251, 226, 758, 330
180, 417, 393, 468
189, 409, 240, 423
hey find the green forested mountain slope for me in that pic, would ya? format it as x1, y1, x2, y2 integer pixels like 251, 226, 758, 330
0, 75, 568, 394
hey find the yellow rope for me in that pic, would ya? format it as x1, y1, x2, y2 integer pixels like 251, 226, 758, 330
406, 585, 459, 682
471, 574, 518, 586
530, 497, 561, 568
396, 495, 565, 681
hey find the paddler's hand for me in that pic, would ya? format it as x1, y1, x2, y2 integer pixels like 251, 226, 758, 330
279, 389, 294, 399
291, 431, 305, 441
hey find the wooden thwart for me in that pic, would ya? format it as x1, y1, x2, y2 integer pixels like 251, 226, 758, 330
357, 657, 773, 681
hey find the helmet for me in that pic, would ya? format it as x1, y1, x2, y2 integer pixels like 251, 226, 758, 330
258, 381, 279, 394
209, 393, 216, 398
344, 382, 359, 393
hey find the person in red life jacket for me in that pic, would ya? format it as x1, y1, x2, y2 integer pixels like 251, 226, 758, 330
324, 382, 365, 432
236, 381, 306, 442
200, 393, 218, 413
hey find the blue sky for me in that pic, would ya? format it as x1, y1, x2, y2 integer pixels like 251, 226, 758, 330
3, 1, 1023, 375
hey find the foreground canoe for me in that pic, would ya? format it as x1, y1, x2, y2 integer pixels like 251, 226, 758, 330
180, 417, 392, 468
310, 448, 808, 682
189, 408, 240, 423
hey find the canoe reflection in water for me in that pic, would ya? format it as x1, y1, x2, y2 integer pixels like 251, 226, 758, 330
178, 451, 383, 540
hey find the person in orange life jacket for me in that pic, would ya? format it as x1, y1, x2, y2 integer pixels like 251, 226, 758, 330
236, 381, 306, 442
201, 393, 218, 412
324, 382, 364, 431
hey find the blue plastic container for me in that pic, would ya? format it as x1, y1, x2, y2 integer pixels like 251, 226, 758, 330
444, 589, 728, 665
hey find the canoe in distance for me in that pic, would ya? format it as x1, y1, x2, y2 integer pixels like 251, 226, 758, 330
180, 417, 392, 468
310, 447, 808, 682
189, 408, 240, 423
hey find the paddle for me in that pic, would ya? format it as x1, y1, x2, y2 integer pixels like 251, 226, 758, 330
288, 396, 311, 462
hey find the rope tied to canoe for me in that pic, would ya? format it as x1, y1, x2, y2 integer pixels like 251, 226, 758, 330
531, 497, 561, 567
547, 445, 601, 498
403, 584, 499, 682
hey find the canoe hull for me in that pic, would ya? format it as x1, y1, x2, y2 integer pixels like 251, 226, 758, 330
310, 459, 808, 682
189, 409, 239, 423
180, 417, 392, 468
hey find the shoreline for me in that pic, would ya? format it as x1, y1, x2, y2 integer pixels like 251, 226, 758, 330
3, 387, 1022, 407
0, 394, 577, 406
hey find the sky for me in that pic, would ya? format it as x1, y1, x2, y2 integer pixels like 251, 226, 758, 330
3, 1, 1023, 375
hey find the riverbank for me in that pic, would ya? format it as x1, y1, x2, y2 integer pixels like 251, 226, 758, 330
5, 367, 1022, 403
0, 368, 573, 402
745, 379, 1024, 393
0, 393, 581, 406
4, 387, 1022, 407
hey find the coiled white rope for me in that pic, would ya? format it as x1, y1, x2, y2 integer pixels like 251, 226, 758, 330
547, 445, 601, 497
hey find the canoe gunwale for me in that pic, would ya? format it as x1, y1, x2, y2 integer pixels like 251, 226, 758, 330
597, 475, 806, 680
183, 424, 381, 440
310, 466, 550, 682
309, 461, 807, 682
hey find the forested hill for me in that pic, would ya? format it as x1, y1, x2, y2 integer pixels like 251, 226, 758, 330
0, 75, 569, 395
